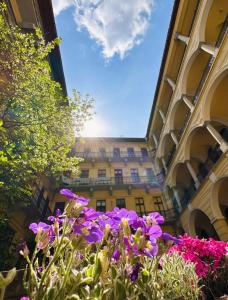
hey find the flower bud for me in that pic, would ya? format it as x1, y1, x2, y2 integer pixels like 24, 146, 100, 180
121, 218, 130, 237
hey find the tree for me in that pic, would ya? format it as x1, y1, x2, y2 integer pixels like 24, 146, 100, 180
0, 4, 93, 216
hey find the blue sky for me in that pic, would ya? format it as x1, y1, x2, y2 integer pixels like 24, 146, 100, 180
52, 0, 174, 137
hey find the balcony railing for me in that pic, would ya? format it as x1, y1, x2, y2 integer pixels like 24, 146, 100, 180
62, 175, 159, 189
75, 151, 153, 162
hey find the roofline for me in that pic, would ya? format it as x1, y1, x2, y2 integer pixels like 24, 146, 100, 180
37, 0, 68, 96
146, 0, 180, 139
78, 137, 147, 143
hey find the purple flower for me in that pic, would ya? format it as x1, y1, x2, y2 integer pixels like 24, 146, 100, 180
84, 226, 103, 243
130, 263, 141, 281
147, 212, 164, 225
20, 297, 29, 300
60, 189, 90, 205
144, 242, 158, 257
162, 232, 181, 244
112, 249, 121, 261
60, 189, 77, 199
29, 222, 50, 234
148, 225, 162, 241
80, 207, 99, 220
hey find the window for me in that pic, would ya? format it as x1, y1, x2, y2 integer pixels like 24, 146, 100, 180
127, 147, 135, 157
98, 169, 106, 178
146, 168, 154, 181
113, 148, 120, 158
116, 198, 126, 209
99, 148, 106, 157
154, 196, 164, 213
135, 197, 146, 216
114, 169, 123, 184
141, 148, 148, 157
80, 169, 89, 178
84, 148, 91, 157
96, 200, 106, 212
54, 202, 65, 214
131, 168, 140, 183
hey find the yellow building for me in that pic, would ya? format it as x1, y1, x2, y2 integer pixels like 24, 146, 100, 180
53, 138, 175, 233
146, 0, 228, 241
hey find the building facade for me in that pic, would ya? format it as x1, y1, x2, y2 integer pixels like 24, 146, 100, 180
146, 0, 228, 241
53, 138, 176, 233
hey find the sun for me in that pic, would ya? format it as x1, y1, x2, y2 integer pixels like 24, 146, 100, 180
81, 116, 107, 137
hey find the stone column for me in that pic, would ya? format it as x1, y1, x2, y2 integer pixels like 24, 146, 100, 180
211, 218, 228, 241
186, 161, 200, 188
182, 95, 194, 112
200, 42, 218, 56
161, 157, 167, 173
170, 131, 178, 146
158, 109, 166, 124
165, 76, 176, 91
172, 187, 181, 210
175, 32, 189, 44
205, 122, 228, 153
152, 133, 158, 147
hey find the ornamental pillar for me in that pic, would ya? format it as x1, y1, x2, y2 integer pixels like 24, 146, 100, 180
152, 133, 158, 147
211, 218, 228, 241
182, 95, 194, 112
165, 76, 176, 91
158, 109, 166, 124
172, 187, 181, 210
200, 42, 218, 56
186, 161, 200, 189
205, 122, 228, 153
170, 131, 178, 146
175, 32, 190, 44
161, 157, 167, 173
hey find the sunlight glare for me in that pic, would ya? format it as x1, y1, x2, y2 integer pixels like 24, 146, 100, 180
81, 116, 107, 137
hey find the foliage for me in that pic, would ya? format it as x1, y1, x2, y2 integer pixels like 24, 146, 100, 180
0, 4, 93, 215
0, 219, 18, 271
169, 234, 228, 299
5, 189, 200, 300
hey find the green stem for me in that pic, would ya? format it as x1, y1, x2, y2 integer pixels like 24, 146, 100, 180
35, 222, 68, 299
0, 287, 5, 300
54, 250, 74, 300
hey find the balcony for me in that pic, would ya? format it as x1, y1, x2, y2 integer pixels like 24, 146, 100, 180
62, 175, 159, 191
74, 151, 153, 163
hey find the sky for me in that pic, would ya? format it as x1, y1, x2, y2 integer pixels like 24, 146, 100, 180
52, 0, 174, 137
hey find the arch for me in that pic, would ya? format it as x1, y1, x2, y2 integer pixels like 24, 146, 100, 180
189, 209, 219, 239
160, 133, 176, 169
172, 162, 196, 209
182, 50, 211, 97
170, 99, 191, 142
184, 125, 223, 184
203, 70, 228, 122
211, 176, 228, 221
204, 0, 228, 46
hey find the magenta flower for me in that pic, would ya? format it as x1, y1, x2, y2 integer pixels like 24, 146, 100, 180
29, 222, 50, 234
20, 297, 29, 300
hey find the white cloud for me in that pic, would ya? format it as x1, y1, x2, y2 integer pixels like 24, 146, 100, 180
52, 0, 154, 59
52, 0, 74, 16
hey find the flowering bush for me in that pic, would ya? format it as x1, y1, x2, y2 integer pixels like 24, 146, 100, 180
2, 189, 200, 299
169, 234, 228, 298
169, 234, 227, 278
